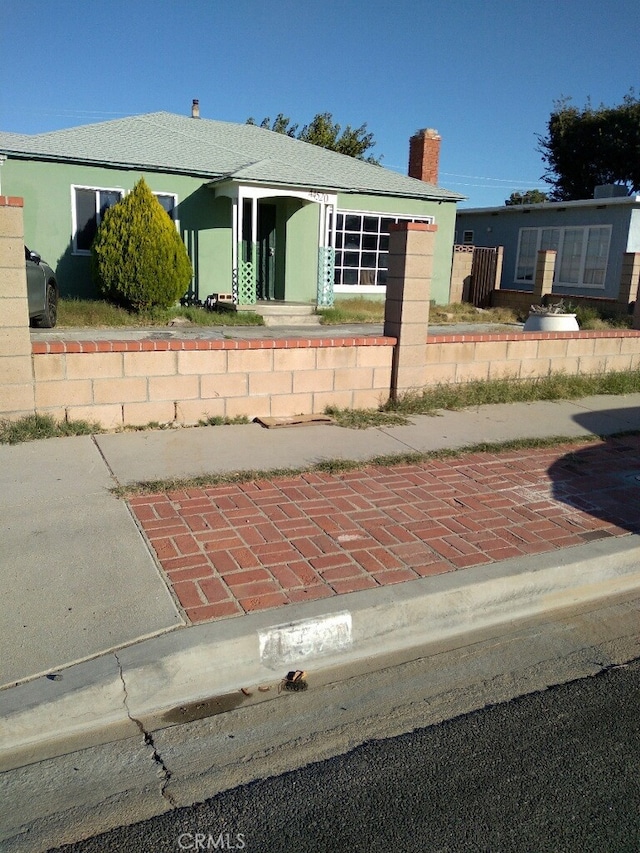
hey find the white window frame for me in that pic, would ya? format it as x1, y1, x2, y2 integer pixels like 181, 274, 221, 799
333, 209, 434, 294
462, 230, 474, 245
71, 184, 124, 255
514, 224, 611, 289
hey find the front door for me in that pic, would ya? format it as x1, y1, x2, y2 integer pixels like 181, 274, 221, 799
257, 203, 277, 300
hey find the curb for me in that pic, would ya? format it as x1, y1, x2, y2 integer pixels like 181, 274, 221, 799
2, 535, 640, 773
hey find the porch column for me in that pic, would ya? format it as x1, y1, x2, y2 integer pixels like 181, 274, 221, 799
384, 223, 436, 398
317, 200, 335, 307
235, 191, 257, 305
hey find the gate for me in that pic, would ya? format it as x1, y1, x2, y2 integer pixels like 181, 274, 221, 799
469, 247, 500, 308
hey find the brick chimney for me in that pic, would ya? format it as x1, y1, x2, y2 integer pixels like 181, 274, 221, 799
408, 128, 441, 184
191, 99, 200, 119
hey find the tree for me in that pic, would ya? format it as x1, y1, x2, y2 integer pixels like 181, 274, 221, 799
505, 190, 548, 206
538, 92, 640, 200
91, 177, 192, 311
247, 111, 381, 163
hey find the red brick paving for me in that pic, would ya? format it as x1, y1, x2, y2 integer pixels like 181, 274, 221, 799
128, 435, 640, 624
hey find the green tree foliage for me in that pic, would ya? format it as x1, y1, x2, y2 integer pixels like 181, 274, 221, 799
539, 92, 640, 200
91, 178, 192, 311
247, 111, 381, 163
505, 189, 549, 206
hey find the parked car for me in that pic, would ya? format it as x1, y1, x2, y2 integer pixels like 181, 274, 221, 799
25, 246, 58, 328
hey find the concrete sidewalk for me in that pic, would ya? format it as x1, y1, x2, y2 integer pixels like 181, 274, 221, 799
2, 392, 640, 773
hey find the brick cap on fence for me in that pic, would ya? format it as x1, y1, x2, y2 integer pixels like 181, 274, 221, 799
389, 222, 437, 232
31, 335, 398, 354
30, 327, 640, 355
0, 196, 24, 207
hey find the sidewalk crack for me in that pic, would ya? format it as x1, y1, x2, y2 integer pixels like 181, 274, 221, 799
114, 652, 177, 808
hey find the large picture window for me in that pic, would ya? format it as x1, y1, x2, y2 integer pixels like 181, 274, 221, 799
515, 225, 610, 288
332, 211, 433, 288
72, 186, 123, 253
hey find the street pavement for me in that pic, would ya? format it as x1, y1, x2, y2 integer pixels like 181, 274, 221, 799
2, 334, 640, 780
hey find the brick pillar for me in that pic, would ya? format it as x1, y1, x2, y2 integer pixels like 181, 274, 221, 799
449, 245, 473, 303
408, 129, 441, 184
0, 196, 35, 419
384, 223, 436, 399
532, 249, 556, 303
494, 245, 504, 290
618, 252, 640, 309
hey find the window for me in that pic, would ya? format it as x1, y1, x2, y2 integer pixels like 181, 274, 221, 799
154, 192, 178, 221
332, 210, 433, 288
73, 186, 123, 253
462, 230, 474, 245
515, 225, 610, 288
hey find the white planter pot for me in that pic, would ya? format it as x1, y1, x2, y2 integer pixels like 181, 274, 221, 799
523, 312, 579, 332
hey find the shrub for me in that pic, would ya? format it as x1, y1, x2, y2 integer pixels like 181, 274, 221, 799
91, 177, 192, 311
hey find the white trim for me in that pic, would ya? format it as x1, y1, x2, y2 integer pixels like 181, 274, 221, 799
212, 181, 338, 208
335, 284, 384, 295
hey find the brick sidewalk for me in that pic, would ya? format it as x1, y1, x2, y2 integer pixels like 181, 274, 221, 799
128, 435, 640, 624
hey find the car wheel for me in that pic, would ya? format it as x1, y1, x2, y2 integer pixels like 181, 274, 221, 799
35, 283, 58, 328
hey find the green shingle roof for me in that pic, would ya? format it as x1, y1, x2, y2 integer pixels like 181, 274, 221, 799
0, 112, 463, 202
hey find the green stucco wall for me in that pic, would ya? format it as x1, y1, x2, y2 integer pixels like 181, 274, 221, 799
282, 199, 318, 303
2, 159, 231, 299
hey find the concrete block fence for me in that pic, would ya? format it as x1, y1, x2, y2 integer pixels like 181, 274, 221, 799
29, 336, 396, 427
2, 198, 640, 429
24, 329, 640, 429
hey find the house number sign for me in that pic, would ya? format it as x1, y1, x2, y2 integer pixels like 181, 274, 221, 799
308, 190, 330, 204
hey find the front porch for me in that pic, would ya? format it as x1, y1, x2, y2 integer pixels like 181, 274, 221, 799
207, 180, 337, 308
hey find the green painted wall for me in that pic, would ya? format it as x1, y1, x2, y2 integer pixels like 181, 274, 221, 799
2, 159, 232, 299
283, 199, 319, 303
337, 193, 457, 304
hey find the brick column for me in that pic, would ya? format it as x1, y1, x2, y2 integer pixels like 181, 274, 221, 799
449, 245, 473, 303
0, 196, 35, 419
618, 252, 640, 309
532, 249, 556, 303
494, 245, 504, 291
384, 223, 436, 398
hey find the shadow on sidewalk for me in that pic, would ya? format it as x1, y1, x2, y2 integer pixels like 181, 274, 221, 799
548, 408, 640, 536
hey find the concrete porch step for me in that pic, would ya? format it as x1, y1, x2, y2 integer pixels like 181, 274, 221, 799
238, 302, 322, 327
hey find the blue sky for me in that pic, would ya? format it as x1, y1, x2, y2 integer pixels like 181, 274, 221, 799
2, 0, 638, 208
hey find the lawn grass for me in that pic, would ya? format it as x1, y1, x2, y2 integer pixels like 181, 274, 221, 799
317, 298, 521, 326
317, 297, 633, 330
57, 298, 264, 327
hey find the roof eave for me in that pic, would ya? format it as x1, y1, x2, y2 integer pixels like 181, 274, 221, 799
0, 149, 221, 179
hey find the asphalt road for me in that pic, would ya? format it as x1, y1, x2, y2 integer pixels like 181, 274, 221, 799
49, 657, 640, 853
